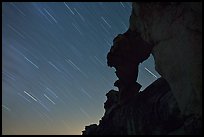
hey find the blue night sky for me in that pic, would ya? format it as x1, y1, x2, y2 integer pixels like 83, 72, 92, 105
2, 2, 160, 135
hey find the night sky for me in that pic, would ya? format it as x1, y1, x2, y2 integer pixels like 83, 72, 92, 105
2, 2, 160, 135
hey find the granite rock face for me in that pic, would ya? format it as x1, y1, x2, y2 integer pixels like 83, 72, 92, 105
82, 2, 202, 135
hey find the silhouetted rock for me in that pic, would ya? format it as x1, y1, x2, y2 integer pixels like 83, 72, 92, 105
104, 90, 118, 115
82, 124, 98, 135
82, 2, 202, 135
107, 29, 152, 104
107, 29, 152, 85
83, 78, 186, 135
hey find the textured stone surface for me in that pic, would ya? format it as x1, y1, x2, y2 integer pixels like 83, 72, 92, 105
130, 2, 202, 117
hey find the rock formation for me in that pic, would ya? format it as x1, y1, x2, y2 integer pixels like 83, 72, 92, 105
83, 78, 189, 135
129, 2, 202, 133
107, 29, 153, 105
82, 2, 202, 135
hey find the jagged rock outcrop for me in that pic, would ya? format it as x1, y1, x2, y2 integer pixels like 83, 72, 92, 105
82, 2, 202, 135
83, 78, 186, 135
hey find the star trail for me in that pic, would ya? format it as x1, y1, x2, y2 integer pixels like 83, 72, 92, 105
2, 2, 160, 135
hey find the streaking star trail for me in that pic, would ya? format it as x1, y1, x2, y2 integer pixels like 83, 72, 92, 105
2, 2, 160, 135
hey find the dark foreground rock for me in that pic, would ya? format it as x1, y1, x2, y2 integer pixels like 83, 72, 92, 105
83, 78, 201, 135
